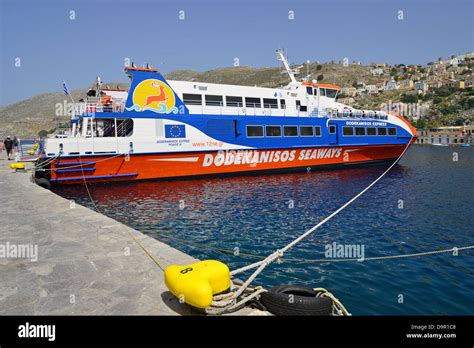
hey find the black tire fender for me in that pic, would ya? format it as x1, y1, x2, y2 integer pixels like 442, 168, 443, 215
259, 285, 333, 316
36, 178, 52, 190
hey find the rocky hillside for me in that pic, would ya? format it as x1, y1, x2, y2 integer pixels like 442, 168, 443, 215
1, 62, 472, 138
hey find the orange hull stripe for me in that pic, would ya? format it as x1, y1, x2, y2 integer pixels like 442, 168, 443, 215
51, 145, 408, 183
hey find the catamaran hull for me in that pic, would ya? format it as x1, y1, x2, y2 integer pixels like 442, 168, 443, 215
42, 143, 412, 184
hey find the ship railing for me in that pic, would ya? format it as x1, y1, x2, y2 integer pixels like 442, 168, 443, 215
74, 100, 125, 116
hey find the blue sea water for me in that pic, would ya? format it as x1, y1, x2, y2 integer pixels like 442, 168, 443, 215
53, 145, 474, 315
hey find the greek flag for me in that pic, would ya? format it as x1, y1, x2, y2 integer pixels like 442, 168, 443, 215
63, 81, 69, 96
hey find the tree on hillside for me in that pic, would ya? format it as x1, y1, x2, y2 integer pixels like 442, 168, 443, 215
316, 64, 322, 71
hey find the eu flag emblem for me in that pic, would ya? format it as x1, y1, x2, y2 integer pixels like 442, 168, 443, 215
165, 124, 186, 138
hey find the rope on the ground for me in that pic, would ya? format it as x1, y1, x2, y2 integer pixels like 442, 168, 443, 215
206, 136, 415, 314
314, 288, 351, 316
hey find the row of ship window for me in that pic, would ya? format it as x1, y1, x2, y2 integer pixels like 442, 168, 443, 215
246, 125, 397, 138
184, 94, 285, 109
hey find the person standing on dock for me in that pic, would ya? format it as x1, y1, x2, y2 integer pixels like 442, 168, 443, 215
4, 136, 14, 160
13, 136, 18, 152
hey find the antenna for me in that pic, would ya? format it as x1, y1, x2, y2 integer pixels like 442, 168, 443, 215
276, 48, 298, 85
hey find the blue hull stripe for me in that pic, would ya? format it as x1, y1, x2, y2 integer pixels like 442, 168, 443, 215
55, 161, 96, 166
54, 168, 96, 173
50, 173, 138, 182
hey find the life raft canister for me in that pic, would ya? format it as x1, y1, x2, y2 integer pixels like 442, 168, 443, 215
165, 260, 231, 309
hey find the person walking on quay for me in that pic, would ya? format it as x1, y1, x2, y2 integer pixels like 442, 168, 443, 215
4, 136, 14, 160
13, 136, 18, 151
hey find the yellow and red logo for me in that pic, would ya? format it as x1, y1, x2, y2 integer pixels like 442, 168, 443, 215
129, 79, 176, 113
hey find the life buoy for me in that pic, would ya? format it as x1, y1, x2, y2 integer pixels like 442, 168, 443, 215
259, 285, 333, 316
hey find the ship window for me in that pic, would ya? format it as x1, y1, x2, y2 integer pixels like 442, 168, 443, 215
116, 119, 134, 137
388, 127, 397, 136
263, 98, 278, 109
306, 86, 313, 95
246, 125, 263, 137
300, 126, 314, 136
296, 100, 308, 112
205, 95, 223, 106
93, 118, 115, 137
183, 93, 202, 105
326, 89, 338, 98
314, 126, 321, 136
266, 126, 281, 137
280, 99, 286, 109
367, 127, 376, 135
378, 127, 387, 135
226, 96, 243, 107
245, 97, 261, 108
355, 127, 365, 136
319, 88, 326, 97
343, 126, 354, 136
284, 126, 298, 137
329, 125, 336, 134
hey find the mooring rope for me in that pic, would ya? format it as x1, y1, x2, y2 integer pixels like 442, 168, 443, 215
146, 230, 473, 263
76, 149, 167, 272
207, 136, 416, 314
27, 152, 125, 172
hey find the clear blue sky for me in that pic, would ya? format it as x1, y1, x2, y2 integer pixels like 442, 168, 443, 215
1, 0, 472, 105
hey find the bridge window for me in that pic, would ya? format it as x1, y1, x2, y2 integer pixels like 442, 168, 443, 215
245, 97, 261, 108
367, 127, 376, 135
116, 119, 134, 137
284, 126, 298, 137
329, 125, 336, 134
319, 88, 326, 97
280, 99, 286, 109
306, 86, 313, 95
378, 128, 387, 135
205, 95, 223, 106
263, 98, 278, 109
266, 126, 281, 137
183, 93, 202, 106
355, 127, 365, 136
314, 126, 321, 136
226, 96, 243, 107
343, 126, 354, 136
388, 127, 397, 136
300, 126, 314, 136
246, 125, 263, 137
326, 89, 338, 98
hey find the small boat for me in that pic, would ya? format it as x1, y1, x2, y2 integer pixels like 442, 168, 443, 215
461, 143, 471, 147
33, 50, 417, 186
432, 143, 448, 147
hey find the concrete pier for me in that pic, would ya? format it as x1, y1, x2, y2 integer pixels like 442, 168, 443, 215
0, 153, 263, 315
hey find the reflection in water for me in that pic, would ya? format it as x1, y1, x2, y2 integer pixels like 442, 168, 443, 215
54, 146, 474, 315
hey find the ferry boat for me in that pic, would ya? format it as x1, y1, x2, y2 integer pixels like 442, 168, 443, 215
34, 50, 417, 185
